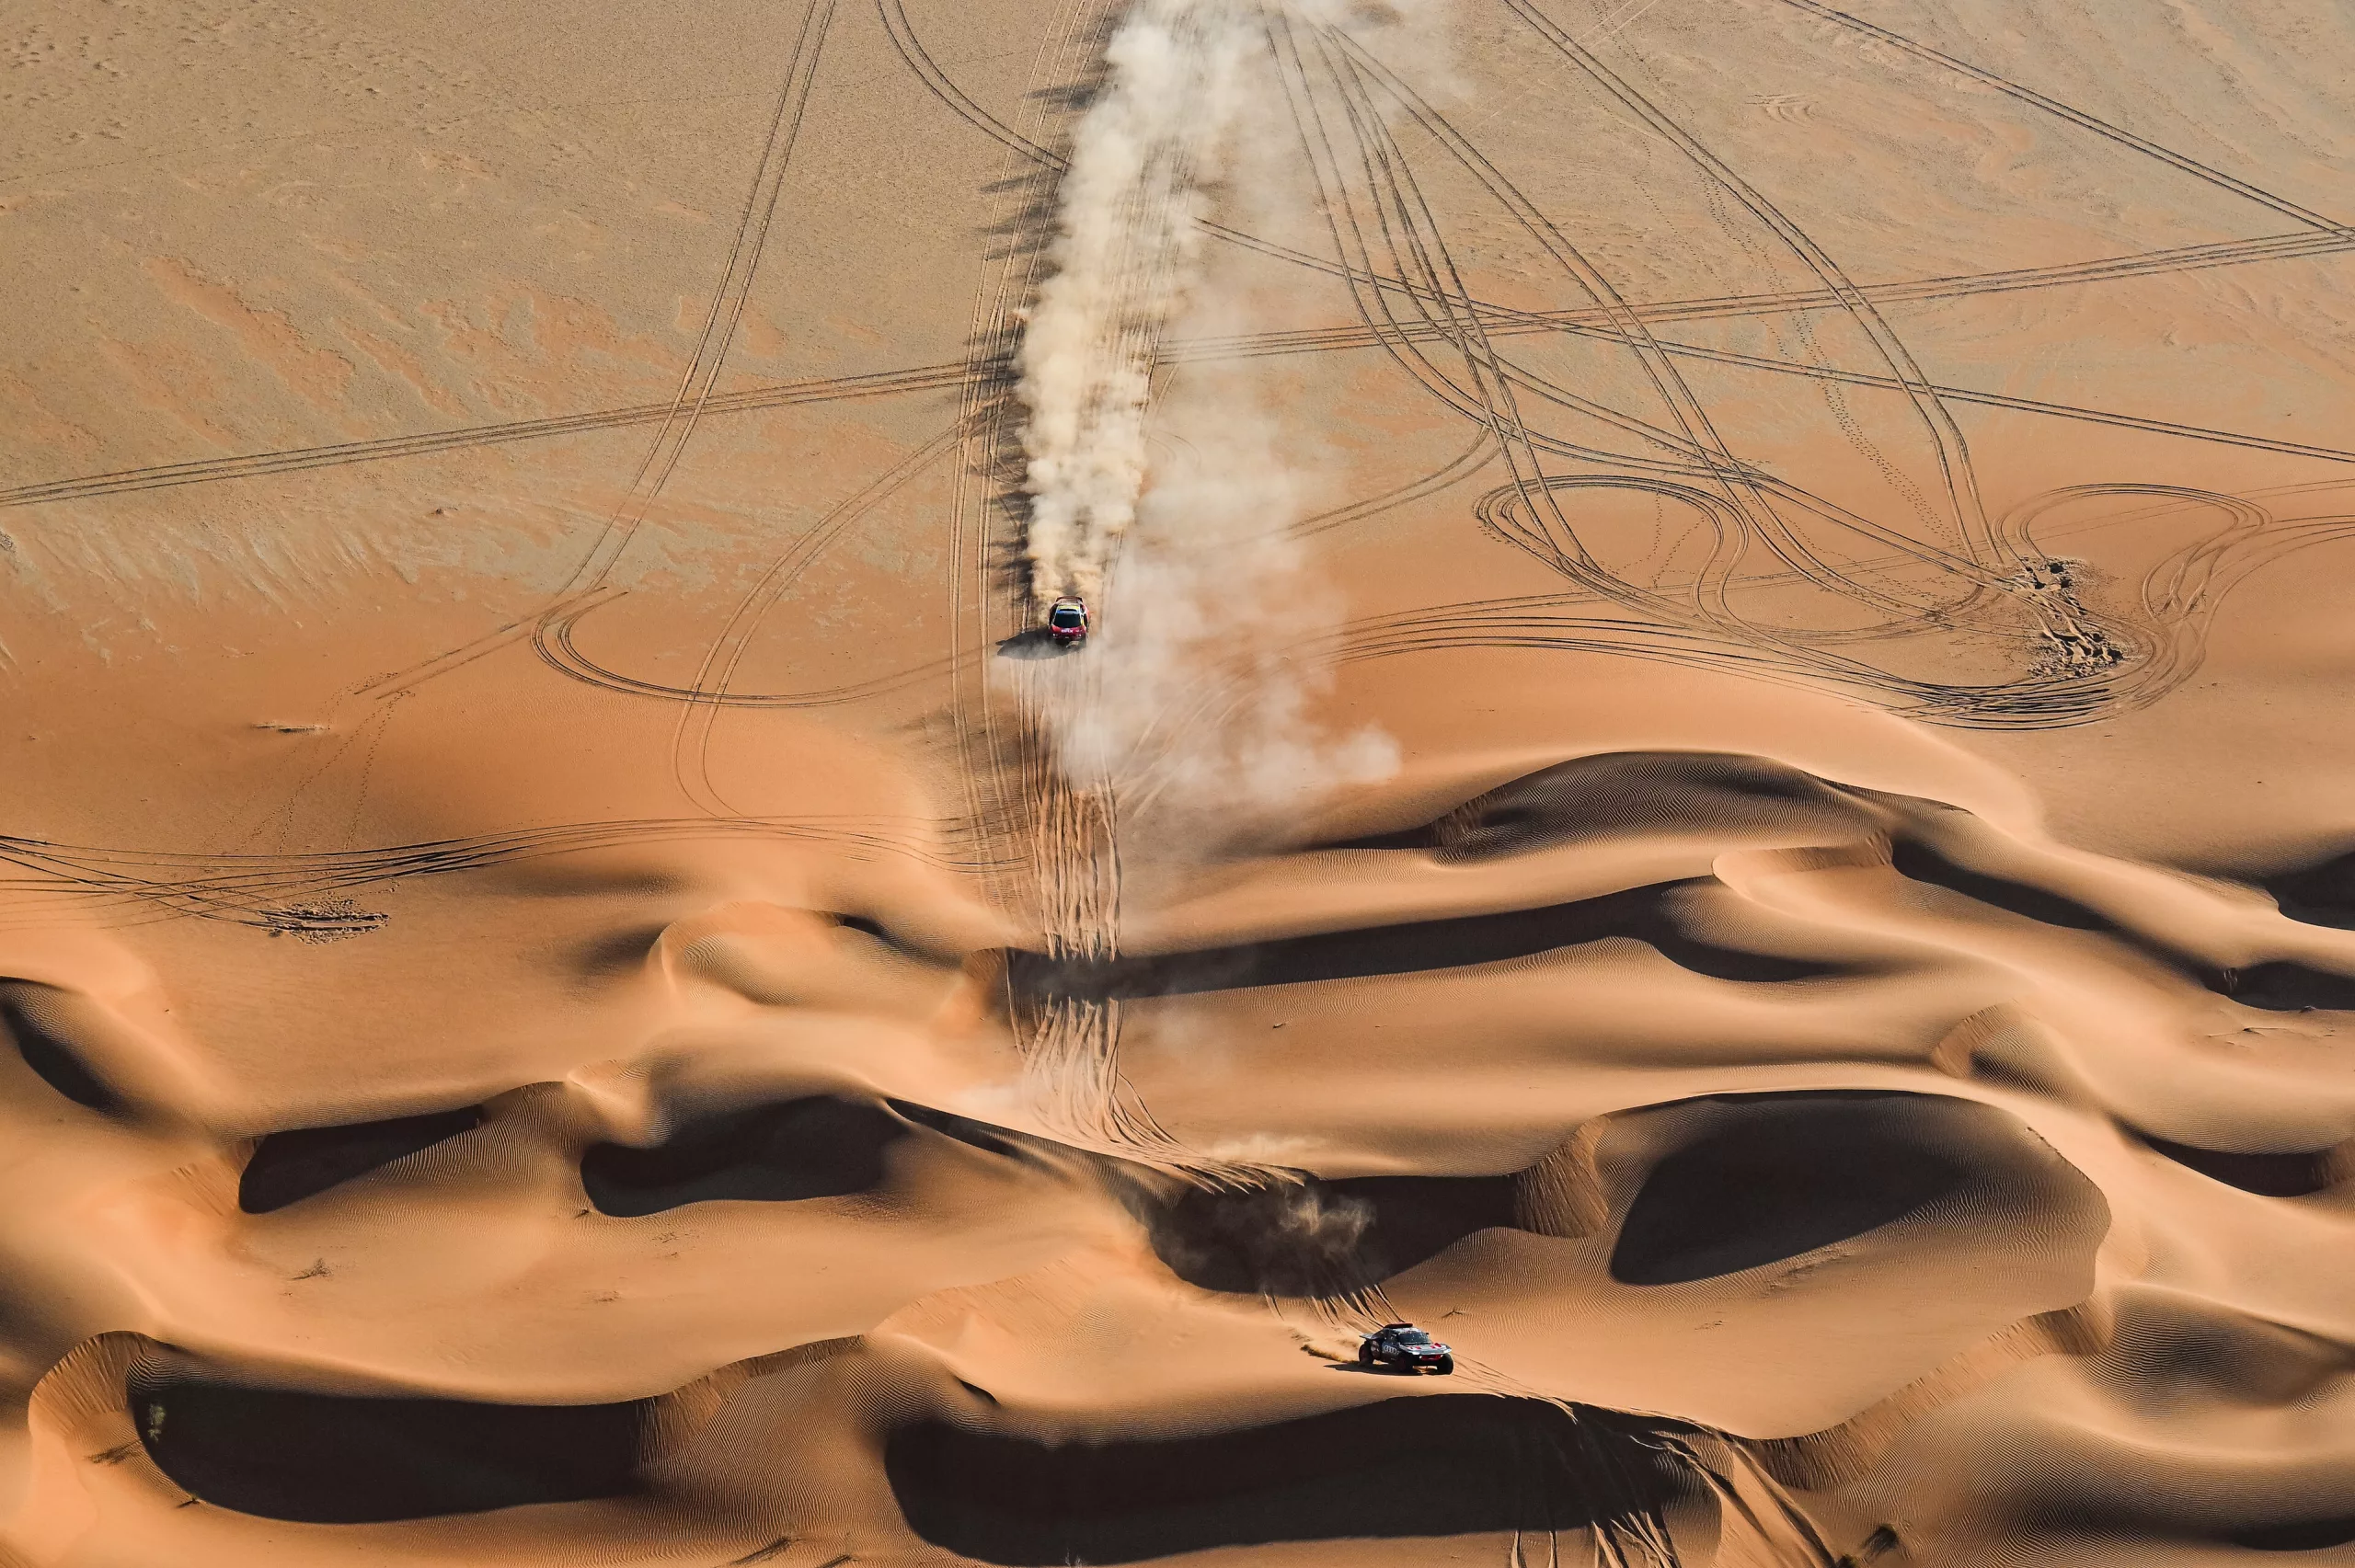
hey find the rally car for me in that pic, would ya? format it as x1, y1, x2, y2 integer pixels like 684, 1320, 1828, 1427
1358, 1322, 1453, 1374
1046, 597, 1089, 647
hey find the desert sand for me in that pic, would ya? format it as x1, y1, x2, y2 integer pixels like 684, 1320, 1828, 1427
4, 0, 2355, 1562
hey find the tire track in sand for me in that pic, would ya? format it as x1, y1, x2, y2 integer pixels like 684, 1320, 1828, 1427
8, 231, 2344, 514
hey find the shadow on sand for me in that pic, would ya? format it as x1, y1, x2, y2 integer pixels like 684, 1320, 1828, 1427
885, 1394, 1693, 1565
994, 628, 1076, 660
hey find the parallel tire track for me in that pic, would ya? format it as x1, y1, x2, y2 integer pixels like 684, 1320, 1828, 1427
0, 365, 967, 511
0, 812, 1001, 934
559, 0, 841, 597
10, 232, 2345, 514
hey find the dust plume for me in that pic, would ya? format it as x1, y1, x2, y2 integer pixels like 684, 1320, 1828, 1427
1015, 0, 1426, 840
1014, 0, 1261, 610
25, 0, 2355, 1562
1016, 0, 1442, 609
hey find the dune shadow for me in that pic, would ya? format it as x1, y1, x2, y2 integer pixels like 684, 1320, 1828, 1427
1612, 1094, 1969, 1285
2233, 1515, 2355, 1551
1894, 836, 2355, 1013
1132, 1091, 2097, 1300
2262, 849, 2355, 931
240, 1106, 485, 1214
885, 1395, 1692, 1565
580, 1096, 904, 1217
1010, 880, 1841, 1006
2214, 961, 2355, 1012
1890, 840, 2113, 932
131, 1369, 648, 1523
1138, 1173, 1518, 1299
1608, 1091, 2103, 1287
2, 986, 122, 1112
2129, 1126, 2342, 1197
1313, 750, 1867, 859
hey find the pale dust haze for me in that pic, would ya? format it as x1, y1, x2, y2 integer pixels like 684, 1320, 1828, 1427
3, 0, 2355, 1564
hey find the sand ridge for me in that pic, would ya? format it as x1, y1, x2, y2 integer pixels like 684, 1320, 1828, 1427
4, 0, 2355, 1562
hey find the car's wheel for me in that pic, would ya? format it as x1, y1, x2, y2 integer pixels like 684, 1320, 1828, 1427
1357, 1344, 1373, 1367
1434, 1356, 1454, 1375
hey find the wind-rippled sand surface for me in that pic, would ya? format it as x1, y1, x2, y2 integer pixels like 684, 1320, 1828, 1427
5, 1, 2355, 1563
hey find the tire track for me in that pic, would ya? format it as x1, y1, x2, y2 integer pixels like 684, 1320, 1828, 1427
1772, 0, 2346, 232
1322, 18, 2073, 667
661, 423, 965, 812
1296, 21, 1988, 667
1610, 229, 2355, 327
1202, 309, 2355, 469
942, 0, 1093, 898
1499, 0, 2008, 570
558, 0, 841, 598
1318, 29, 2023, 627
0, 364, 966, 512
1285, 431, 1500, 540
1488, 0, 2338, 710
1274, 15, 1637, 592
10, 231, 2341, 515
929, 0, 1166, 1156
523, 425, 966, 712
1297, 5, 2196, 724
1166, 485, 2355, 744
524, 429, 1504, 715
340, 0, 840, 710
1169, 11, 2270, 738
0, 811, 999, 935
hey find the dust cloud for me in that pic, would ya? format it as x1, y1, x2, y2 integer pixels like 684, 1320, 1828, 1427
6, 0, 2355, 1564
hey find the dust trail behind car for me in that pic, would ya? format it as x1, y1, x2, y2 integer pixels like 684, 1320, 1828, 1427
1006, 0, 1406, 1162
1014, 0, 1261, 612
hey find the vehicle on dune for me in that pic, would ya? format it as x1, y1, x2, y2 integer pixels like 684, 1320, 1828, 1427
1359, 1323, 1453, 1374
1047, 597, 1089, 647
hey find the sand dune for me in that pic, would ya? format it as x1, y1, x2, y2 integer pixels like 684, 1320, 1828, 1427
5, 0, 2355, 1562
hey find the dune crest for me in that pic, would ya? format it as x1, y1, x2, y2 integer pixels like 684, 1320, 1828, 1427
6, 0, 2355, 1561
